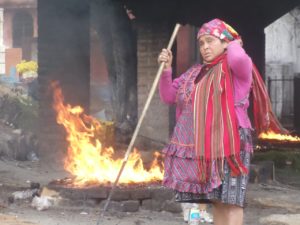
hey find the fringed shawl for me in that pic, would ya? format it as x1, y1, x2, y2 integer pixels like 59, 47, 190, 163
193, 54, 247, 183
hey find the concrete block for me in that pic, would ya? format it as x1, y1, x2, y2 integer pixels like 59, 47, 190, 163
130, 187, 152, 200
100, 200, 123, 212
141, 199, 163, 211
150, 186, 174, 201
162, 200, 182, 213
110, 188, 131, 201
120, 200, 140, 212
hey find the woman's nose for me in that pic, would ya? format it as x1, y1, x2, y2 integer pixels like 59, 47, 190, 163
202, 42, 208, 50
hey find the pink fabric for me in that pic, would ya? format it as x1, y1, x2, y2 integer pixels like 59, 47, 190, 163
197, 18, 240, 42
159, 40, 252, 128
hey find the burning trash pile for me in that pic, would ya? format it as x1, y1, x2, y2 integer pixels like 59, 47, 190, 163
257, 130, 300, 150
259, 131, 300, 142
51, 82, 164, 187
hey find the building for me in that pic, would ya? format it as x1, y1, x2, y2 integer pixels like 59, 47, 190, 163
265, 6, 300, 128
2, 0, 300, 156
0, 0, 37, 75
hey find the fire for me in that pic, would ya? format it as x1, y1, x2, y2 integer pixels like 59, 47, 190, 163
51, 82, 163, 186
259, 130, 300, 142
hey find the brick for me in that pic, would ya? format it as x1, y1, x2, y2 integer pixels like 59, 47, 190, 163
130, 187, 151, 200
57, 198, 98, 208
141, 199, 163, 211
120, 200, 140, 212
46, 185, 108, 200
136, 22, 171, 144
110, 188, 131, 201
162, 200, 182, 213
85, 186, 108, 199
150, 186, 174, 201
100, 200, 122, 212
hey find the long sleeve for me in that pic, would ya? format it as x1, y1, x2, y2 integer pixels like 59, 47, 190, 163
227, 40, 253, 129
227, 40, 252, 82
159, 68, 181, 105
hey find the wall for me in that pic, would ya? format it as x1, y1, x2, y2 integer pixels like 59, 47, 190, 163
38, 0, 90, 159
265, 6, 300, 125
265, 7, 300, 73
136, 22, 171, 148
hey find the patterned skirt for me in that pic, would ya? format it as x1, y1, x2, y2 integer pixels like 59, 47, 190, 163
162, 128, 253, 207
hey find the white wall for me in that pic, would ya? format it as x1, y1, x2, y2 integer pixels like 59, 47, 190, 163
264, 6, 300, 124
265, 7, 300, 73
0, 8, 4, 74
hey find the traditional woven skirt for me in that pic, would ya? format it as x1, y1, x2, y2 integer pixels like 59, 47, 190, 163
162, 128, 252, 207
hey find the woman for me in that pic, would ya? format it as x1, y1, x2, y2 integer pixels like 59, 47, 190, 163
158, 18, 285, 225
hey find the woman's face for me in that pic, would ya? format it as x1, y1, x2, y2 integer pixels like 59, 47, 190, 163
199, 34, 228, 63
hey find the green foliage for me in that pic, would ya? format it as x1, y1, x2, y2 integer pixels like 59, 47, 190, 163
0, 94, 38, 133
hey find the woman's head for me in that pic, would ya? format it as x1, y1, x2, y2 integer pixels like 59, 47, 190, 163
197, 18, 240, 63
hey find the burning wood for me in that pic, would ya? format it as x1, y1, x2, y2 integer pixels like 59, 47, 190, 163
51, 82, 164, 187
256, 130, 300, 151
259, 131, 300, 142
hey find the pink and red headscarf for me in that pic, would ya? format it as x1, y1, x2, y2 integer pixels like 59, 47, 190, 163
197, 18, 240, 42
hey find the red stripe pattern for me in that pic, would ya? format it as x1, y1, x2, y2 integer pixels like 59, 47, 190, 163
252, 65, 288, 134
194, 54, 248, 183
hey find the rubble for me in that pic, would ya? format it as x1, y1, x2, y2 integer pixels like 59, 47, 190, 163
11, 189, 39, 201
31, 196, 52, 211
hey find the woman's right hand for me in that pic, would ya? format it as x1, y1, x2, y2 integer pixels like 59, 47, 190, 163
158, 48, 173, 70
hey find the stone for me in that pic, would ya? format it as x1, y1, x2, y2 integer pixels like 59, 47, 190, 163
57, 198, 98, 208
100, 200, 123, 212
141, 199, 163, 211
110, 188, 131, 201
150, 186, 174, 201
84, 186, 108, 199
130, 187, 151, 200
120, 200, 140, 212
162, 200, 182, 213
47, 185, 108, 200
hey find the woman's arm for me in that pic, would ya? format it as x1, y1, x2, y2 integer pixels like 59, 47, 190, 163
159, 68, 181, 104
227, 40, 252, 81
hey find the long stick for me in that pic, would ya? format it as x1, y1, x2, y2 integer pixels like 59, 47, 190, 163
96, 23, 181, 225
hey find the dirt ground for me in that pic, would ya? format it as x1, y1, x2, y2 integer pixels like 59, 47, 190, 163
1, 156, 300, 225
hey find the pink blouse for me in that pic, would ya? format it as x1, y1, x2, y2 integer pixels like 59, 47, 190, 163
159, 40, 253, 128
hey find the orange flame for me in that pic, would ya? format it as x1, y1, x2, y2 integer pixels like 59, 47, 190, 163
51, 82, 163, 186
259, 130, 300, 142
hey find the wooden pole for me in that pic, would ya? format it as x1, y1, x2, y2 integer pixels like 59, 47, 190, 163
96, 23, 181, 225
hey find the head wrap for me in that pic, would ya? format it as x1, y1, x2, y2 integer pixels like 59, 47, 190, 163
197, 18, 240, 42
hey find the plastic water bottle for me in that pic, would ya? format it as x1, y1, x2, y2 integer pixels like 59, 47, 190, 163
188, 207, 201, 225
